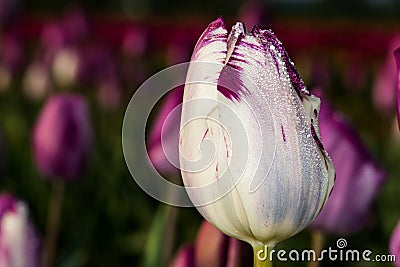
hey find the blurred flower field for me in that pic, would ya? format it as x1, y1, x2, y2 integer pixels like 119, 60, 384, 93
1, 1, 400, 266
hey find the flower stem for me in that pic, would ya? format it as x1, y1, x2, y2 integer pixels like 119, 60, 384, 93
253, 244, 273, 267
43, 180, 65, 267
308, 230, 325, 267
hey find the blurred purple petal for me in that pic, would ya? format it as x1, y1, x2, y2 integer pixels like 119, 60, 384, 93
32, 94, 92, 180
0, 193, 41, 267
169, 245, 196, 267
147, 87, 183, 176
312, 101, 387, 234
394, 47, 400, 129
40, 22, 66, 51
390, 221, 400, 267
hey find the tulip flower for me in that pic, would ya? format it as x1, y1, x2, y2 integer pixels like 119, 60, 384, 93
32, 93, 91, 180
311, 101, 387, 235
0, 193, 41, 267
170, 221, 252, 267
32, 94, 91, 267
179, 18, 335, 266
390, 221, 400, 267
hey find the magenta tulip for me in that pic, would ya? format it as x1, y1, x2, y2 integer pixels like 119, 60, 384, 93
32, 94, 91, 180
0, 193, 41, 267
169, 245, 195, 267
312, 101, 387, 234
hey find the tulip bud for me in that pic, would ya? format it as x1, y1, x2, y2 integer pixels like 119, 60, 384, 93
311, 100, 387, 234
32, 94, 91, 180
0, 193, 41, 267
390, 221, 400, 267
179, 17, 335, 255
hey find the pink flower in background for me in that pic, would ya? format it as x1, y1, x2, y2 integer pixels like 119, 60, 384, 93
372, 35, 400, 113
32, 94, 92, 180
312, 101, 387, 235
147, 87, 183, 177
170, 221, 252, 267
0, 193, 41, 267
390, 221, 400, 267
169, 245, 195, 267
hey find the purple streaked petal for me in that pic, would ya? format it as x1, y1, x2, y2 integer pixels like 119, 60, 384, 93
191, 17, 228, 67
312, 101, 387, 234
252, 26, 310, 98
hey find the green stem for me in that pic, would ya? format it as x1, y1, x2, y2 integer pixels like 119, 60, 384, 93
253, 244, 273, 267
43, 180, 65, 267
308, 230, 325, 267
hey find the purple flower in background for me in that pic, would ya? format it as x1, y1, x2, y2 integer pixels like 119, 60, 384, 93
0, 193, 41, 267
32, 94, 92, 180
390, 221, 400, 267
169, 221, 252, 267
312, 100, 387, 235
394, 47, 400, 129
147, 87, 183, 177
122, 28, 147, 58
372, 35, 400, 113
